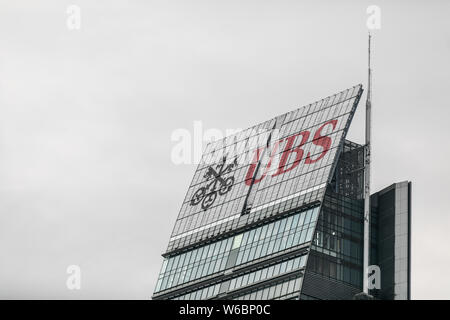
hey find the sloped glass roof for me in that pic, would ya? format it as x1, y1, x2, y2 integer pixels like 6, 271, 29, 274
167, 84, 363, 253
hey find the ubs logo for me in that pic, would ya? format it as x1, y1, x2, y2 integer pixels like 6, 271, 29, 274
245, 119, 338, 186
189, 118, 338, 210
190, 156, 238, 210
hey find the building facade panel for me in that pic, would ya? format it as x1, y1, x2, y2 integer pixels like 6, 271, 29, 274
167, 85, 363, 253
370, 181, 411, 300
152, 84, 411, 300
154, 206, 319, 297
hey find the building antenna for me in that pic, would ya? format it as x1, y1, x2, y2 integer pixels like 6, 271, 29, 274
363, 32, 372, 295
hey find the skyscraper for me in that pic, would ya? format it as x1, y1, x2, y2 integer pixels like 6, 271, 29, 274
152, 85, 411, 300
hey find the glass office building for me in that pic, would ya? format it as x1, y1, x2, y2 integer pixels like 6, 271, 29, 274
152, 85, 411, 300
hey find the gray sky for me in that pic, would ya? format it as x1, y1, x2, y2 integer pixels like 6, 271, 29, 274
0, 0, 449, 299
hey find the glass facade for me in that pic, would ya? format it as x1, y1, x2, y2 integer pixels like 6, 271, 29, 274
154, 206, 319, 294
303, 140, 366, 290
231, 276, 303, 300
167, 85, 363, 252
369, 181, 411, 300
153, 84, 411, 300
299, 142, 411, 300
299, 141, 365, 299
171, 255, 307, 300
308, 190, 364, 288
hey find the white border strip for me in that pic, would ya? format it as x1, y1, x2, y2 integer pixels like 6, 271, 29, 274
170, 213, 241, 241
169, 183, 326, 242
250, 183, 326, 213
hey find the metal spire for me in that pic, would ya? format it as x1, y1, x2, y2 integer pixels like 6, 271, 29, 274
363, 33, 372, 294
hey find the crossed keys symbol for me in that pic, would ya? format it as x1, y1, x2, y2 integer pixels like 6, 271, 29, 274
190, 156, 238, 210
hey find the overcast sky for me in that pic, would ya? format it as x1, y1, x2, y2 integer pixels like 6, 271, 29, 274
0, 0, 449, 299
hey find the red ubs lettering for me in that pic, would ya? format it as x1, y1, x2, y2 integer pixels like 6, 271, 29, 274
244, 119, 338, 186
